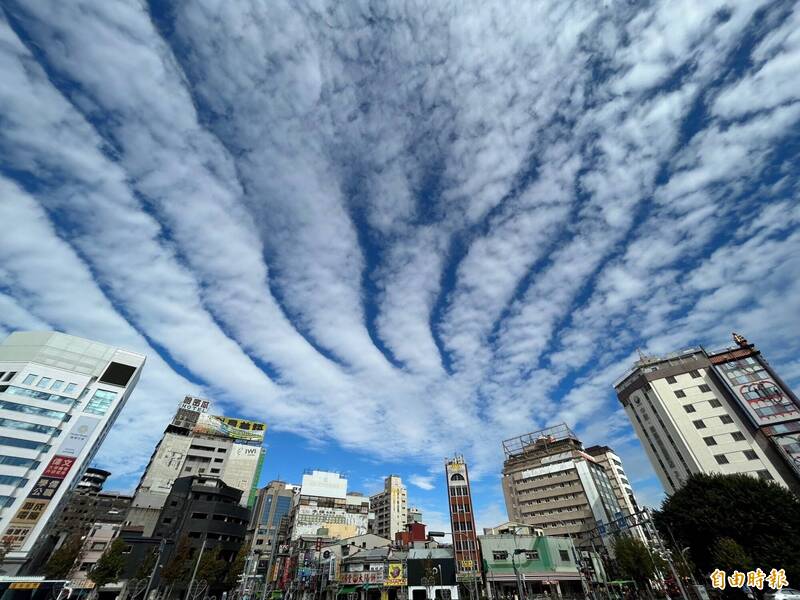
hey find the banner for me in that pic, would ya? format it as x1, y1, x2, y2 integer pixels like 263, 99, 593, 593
42, 455, 77, 479
385, 563, 406, 586
192, 413, 266, 443
58, 415, 100, 457
340, 572, 384, 585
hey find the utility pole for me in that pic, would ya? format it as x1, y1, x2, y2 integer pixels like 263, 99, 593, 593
185, 536, 207, 600
143, 538, 166, 600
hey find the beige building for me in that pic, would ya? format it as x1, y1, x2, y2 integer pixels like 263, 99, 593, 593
68, 522, 123, 592
369, 475, 407, 540
289, 471, 370, 541
614, 346, 790, 495
501, 424, 625, 550
127, 396, 265, 535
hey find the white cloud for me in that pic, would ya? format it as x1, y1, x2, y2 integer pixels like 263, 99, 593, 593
409, 475, 436, 491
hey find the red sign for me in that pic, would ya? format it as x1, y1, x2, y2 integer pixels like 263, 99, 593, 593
42, 455, 76, 479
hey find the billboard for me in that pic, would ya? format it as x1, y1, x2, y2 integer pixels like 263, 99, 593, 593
42, 455, 77, 479
340, 571, 383, 585
193, 413, 266, 443
385, 563, 406, 586
57, 415, 101, 457
713, 355, 800, 426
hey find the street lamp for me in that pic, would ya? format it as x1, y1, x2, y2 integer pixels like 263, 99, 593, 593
510, 549, 526, 600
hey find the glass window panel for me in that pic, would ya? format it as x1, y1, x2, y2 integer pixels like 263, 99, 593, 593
36, 377, 52, 389
22, 374, 37, 385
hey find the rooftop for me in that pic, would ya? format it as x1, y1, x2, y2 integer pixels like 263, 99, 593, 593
502, 423, 581, 459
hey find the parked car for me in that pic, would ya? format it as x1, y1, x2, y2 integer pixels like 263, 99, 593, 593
765, 588, 800, 600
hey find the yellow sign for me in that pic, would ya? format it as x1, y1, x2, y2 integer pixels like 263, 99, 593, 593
385, 563, 406, 586
10, 582, 40, 590
461, 560, 474, 569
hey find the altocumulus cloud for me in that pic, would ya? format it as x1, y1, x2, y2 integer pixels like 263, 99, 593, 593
1, 0, 799, 503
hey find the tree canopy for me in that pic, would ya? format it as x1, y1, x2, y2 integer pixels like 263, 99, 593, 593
613, 535, 663, 587
654, 473, 800, 581
89, 537, 127, 588
44, 534, 83, 579
161, 537, 193, 586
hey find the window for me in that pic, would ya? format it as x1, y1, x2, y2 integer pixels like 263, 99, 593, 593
450, 473, 466, 482
559, 550, 570, 561
0, 436, 51, 452
693, 420, 706, 430
191, 512, 208, 519
216, 448, 226, 453
64, 383, 78, 394
684, 405, 696, 413
699, 384, 711, 393
99, 362, 136, 387
50, 380, 64, 391
0, 495, 16, 508
0, 400, 67, 420
525, 550, 539, 560
162, 517, 173, 524
0, 456, 40, 468
492, 550, 508, 560
84, 390, 117, 416
720, 415, 734, 425
690, 370, 701, 379
91, 542, 107, 551
3, 385, 75, 405
703, 436, 717, 446
210, 468, 220, 474
0, 475, 28, 486
731, 432, 746, 442
0, 417, 60, 435
675, 390, 686, 398
3, 372, 16, 382
744, 450, 758, 460
757, 470, 773, 481
715, 455, 729, 465
666, 376, 677, 384
214, 458, 223, 463
22, 374, 37, 385
709, 398, 722, 408
36, 377, 52, 388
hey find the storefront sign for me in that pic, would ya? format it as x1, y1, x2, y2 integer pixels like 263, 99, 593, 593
42, 455, 76, 479
385, 563, 406, 586
340, 571, 384, 585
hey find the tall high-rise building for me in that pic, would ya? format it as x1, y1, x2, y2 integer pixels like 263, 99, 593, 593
249, 480, 299, 571
614, 334, 799, 495
501, 424, 626, 551
0, 331, 145, 573
445, 455, 481, 577
127, 396, 265, 535
288, 470, 369, 541
369, 475, 407, 540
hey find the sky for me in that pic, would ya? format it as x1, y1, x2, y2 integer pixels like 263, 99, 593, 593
1, 0, 799, 535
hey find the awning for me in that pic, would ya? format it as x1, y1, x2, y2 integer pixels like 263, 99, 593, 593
270, 592, 283, 599
337, 587, 358, 595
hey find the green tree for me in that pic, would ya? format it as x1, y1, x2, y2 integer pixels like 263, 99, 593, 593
134, 547, 158, 581
44, 534, 84, 579
161, 537, 193, 587
655, 473, 800, 581
711, 538, 753, 574
89, 538, 127, 588
196, 546, 228, 589
224, 544, 248, 591
613, 535, 661, 588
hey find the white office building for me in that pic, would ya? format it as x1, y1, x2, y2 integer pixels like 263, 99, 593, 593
614, 346, 789, 494
369, 475, 407, 541
0, 331, 145, 573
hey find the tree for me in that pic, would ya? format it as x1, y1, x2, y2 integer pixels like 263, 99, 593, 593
89, 538, 127, 588
134, 546, 158, 581
711, 538, 753, 574
224, 544, 248, 591
44, 534, 84, 579
613, 536, 662, 587
161, 537, 193, 587
655, 473, 800, 581
196, 546, 228, 590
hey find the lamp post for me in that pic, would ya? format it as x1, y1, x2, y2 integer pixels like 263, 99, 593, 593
510, 549, 526, 600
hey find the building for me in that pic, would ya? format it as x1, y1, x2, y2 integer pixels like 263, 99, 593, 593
478, 524, 584, 599
249, 480, 299, 575
127, 396, 265, 535
67, 522, 124, 593
289, 471, 370, 541
407, 507, 423, 524
501, 424, 626, 551
406, 547, 459, 600
0, 331, 145, 574
445, 456, 481, 580
369, 476, 407, 541
614, 334, 799, 494
75, 467, 111, 493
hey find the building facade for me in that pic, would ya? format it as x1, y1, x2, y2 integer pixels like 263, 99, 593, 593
249, 480, 299, 574
127, 396, 265, 535
501, 424, 626, 551
0, 331, 145, 573
445, 456, 481, 579
369, 476, 407, 541
289, 471, 370, 541
407, 507, 423, 524
614, 335, 798, 494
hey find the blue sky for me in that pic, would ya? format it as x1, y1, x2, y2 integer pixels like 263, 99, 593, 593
1, 0, 799, 534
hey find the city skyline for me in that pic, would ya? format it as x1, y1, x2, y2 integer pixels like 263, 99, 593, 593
2, 0, 799, 543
